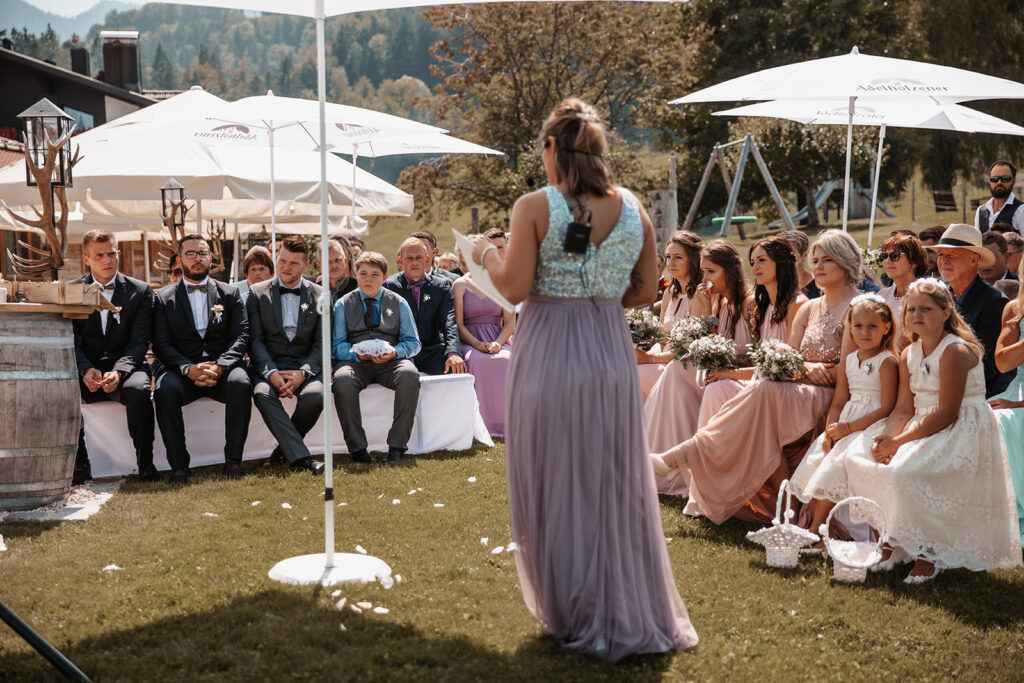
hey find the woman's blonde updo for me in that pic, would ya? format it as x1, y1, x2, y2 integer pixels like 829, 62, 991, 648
538, 97, 615, 198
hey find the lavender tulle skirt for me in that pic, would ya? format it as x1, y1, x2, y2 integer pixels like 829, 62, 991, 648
506, 295, 699, 662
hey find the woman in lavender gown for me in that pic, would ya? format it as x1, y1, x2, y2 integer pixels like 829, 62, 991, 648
472, 98, 697, 662
454, 228, 515, 437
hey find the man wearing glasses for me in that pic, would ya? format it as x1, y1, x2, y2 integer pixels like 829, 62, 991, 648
975, 160, 1024, 235
152, 234, 251, 485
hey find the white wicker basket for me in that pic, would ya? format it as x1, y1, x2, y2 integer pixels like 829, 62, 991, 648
818, 496, 887, 583
746, 479, 819, 568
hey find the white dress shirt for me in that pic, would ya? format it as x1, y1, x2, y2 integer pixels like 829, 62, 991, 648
94, 273, 116, 333
184, 277, 210, 337
280, 284, 301, 342
974, 192, 1024, 235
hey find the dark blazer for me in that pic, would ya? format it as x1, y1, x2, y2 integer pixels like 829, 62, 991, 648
383, 271, 461, 359
70, 272, 152, 378
246, 276, 323, 378
152, 279, 249, 374
432, 267, 459, 283
957, 274, 1014, 397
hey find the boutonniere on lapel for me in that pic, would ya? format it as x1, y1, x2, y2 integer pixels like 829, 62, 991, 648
864, 362, 873, 375
212, 304, 225, 324
385, 308, 394, 317
112, 306, 122, 325
422, 293, 431, 302
301, 302, 309, 313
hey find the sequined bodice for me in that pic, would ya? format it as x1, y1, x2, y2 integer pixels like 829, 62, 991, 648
532, 186, 644, 299
799, 297, 846, 364
908, 334, 987, 412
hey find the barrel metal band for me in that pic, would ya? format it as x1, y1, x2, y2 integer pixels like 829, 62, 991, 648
0, 445, 77, 460
0, 479, 70, 492
0, 370, 77, 381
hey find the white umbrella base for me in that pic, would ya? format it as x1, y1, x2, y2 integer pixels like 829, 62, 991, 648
268, 553, 392, 587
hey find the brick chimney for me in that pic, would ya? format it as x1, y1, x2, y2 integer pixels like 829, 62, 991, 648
100, 30, 141, 91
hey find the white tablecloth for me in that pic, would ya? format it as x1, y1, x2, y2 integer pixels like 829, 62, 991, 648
82, 373, 494, 477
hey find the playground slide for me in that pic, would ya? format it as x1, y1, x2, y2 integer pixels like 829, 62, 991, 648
769, 179, 843, 228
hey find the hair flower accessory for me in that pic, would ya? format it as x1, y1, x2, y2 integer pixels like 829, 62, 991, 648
211, 304, 224, 323
850, 292, 887, 306
911, 276, 950, 291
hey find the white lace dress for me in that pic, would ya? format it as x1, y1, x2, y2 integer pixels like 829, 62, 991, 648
790, 349, 896, 503
840, 335, 1022, 570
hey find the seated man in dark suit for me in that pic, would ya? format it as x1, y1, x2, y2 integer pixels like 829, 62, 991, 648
247, 235, 325, 474
980, 230, 1019, 284
929, 223, 1015, 397
152, 234, 251, 484
383, 237, 466, 375
70, 229, 156, 483
332, 251, 421, 464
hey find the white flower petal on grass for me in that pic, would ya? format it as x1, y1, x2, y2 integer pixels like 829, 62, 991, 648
335, 598, 348, 611
491, 546, 504, 554
395, 575, 402, 583
281, 503, 292, 509
251, 501, 261, 506
433, 503, 444, 508
506, 542, 518, 552
379, 576, 394, 589
0, 535, 6, 552
377, 494, 384, 500
373, 607, 390, 614
331, 589, 342, 598
302, 517, 307, 521
102, 564, 121, 571
392, 499, 401, 505
339, 623, 347, 632
355, 545, 367, 554
338, 502, 348, 507
467, 476, 477, 483
407, 490, 417, 495
357, 601, 372, 610
480, 537, 489, 545
416, 488, 423, 492
665, 537, 673, 543
202, 512, 218, 517
350, 605, 362, 613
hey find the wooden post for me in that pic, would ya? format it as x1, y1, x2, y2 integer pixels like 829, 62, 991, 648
648, 190, 677, 249
961, 181, 967, 223
471, 207, 479, 234
911, 181, 916, 222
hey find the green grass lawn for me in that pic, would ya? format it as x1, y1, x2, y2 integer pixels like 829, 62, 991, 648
2, 442, 1023, 681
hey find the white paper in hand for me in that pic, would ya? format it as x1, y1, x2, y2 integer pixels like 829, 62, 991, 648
452, 230, 515, 313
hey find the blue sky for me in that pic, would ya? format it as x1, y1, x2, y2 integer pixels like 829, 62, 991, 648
23, 1, 110, 18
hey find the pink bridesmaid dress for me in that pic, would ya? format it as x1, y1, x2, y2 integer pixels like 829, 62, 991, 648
697, 304, 789, 427
670, 297, 846, 524
637, 291, 692, 399
462, 282, 512, 437
646, 301, 751, 495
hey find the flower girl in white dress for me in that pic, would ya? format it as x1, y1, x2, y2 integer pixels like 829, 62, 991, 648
790, 294, 899, 544
839, 279, 1021, 583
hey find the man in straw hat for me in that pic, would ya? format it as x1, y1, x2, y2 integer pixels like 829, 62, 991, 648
926, 223, 1015, 396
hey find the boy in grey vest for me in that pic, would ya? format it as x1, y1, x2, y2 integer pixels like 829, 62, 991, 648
331, 251, 422, 463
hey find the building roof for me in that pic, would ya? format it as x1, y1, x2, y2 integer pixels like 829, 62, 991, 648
1, 47, 156, 108
0, 138, 23, 169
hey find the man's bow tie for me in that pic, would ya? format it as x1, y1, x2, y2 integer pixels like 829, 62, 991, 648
279, 285, 302, 296
186, 283, 209, 294
100, 281, 116, 291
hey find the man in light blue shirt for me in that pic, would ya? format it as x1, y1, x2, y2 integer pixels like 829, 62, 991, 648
332, 251, 421, 464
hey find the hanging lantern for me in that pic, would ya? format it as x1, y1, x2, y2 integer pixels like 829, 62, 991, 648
17, 98, 75, 188
159, 178, 187, 230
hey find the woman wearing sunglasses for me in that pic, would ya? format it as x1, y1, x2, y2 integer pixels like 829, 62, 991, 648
878, 232, 929, 349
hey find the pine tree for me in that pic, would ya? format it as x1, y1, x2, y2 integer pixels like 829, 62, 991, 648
151, 43, 176, 89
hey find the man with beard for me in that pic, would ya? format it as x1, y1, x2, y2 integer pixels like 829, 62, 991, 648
975, 160, 1024, 235
152, 234, 251, 485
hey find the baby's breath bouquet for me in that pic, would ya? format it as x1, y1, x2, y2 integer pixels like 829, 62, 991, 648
667, 315, 718, 359
686, 334, 737, 371
626, 308, 667, 351
747, 338, 807, 382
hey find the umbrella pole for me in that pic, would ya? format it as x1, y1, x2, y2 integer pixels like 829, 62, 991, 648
842, 96, 855, 232
867, 124, 886, 247
352, 144, 359, 235
270, 127, 276, 267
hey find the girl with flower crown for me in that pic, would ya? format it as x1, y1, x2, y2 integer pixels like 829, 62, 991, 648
790, 293, 899, 544
837, 278, 1021, 583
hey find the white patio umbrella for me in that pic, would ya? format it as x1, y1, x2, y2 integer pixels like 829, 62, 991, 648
672, 46, 1024, 230
713, 99, 1024, 244
147, 0, 670, 587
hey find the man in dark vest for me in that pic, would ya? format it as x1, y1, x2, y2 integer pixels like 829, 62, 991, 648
928, 223, 1015, 397
70, 229, 156, 483
247, 235, 325, 474
152, 234, 251, 485
331, 251, 421, 464
975, 160, 1024, 235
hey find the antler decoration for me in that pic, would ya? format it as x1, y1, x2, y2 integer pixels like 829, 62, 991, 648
206, 218, 227, 275
152, 197, 192, 275
2, 127, 81, 279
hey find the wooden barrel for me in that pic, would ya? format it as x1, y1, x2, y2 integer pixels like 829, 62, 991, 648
0, 312, 80, 511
